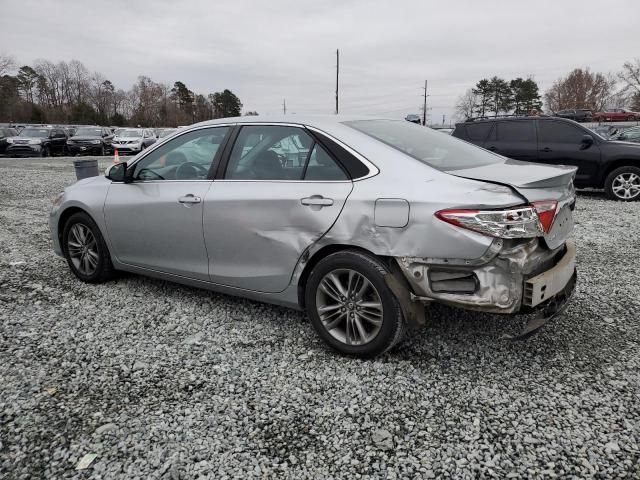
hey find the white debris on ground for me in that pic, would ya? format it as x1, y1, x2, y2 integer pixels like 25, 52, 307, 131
0, 156, 639, 478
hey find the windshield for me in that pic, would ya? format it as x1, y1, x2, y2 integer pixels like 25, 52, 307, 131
118, 130, 142, 138
20, 129, 50, 138
345, 119, 503, 171
75, 128, 102, 136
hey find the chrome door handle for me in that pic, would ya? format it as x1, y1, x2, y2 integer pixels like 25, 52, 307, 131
178, 194, 201, 204
301, 196, 334, 207
541, 147, 552, 153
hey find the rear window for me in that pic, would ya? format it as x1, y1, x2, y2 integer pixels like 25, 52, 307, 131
465, 123, 492, 141
344, 119, 502, 171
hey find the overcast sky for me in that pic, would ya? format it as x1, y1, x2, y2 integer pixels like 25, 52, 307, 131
2, 0, 639, 123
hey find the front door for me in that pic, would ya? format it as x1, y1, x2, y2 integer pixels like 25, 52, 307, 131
536, 120, 601, 185
204, 124, 353, 293
104, 126, 230, 280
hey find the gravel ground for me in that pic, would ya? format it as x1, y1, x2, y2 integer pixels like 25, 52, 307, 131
1, 156, 639, 479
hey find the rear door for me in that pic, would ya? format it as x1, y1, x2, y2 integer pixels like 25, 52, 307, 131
536, 120, 601, 185
484, 120, 538, 161
203, 124, 353, 293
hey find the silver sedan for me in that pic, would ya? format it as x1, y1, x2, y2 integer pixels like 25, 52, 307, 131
50, 116, 578, 357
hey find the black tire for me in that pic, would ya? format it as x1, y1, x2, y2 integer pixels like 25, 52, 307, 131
62, 212, 116, 283
100, 145, 105, 156
41, 146, 50, 157
604, 166, 640, 201
304, 250, 405, 358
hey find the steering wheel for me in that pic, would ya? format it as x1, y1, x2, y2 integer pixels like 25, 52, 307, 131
175, 161, 209, 180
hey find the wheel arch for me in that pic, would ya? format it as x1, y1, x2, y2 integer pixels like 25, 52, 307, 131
600, 158, 640, 187
57, 206, 96, 254
296, 244, 391, 309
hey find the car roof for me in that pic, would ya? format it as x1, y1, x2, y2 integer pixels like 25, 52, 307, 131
192, 114, 394, 129
456, 116, 579, 126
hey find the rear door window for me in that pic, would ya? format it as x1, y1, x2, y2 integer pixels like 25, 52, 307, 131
538, 121, 585, 143
496, 122, 536, 142
465, 123, 492, 142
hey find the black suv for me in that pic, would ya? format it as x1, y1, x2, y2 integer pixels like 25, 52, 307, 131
67, 126, 114, 156
453, 117, 640, 201
6, 127, 68, 157
0, 127, 18, 155
553, 109, 593, 122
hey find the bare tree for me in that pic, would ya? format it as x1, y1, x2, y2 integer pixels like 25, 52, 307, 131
0, 53, 15, 76
544, 68, 616, 112
619, 59, 640, 95
455, 88, 477, 121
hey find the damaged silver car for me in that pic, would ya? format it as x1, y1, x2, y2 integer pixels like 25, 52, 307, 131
50, 116, 577, 357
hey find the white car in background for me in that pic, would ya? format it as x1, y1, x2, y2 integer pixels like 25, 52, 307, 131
112, 128, 157, 154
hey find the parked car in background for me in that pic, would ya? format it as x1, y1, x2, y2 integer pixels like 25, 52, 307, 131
51, 116, 578, 356
592, 108, 640, 122
405, 114, 422, 125
0, 127, 19, 155
453, 116, 640, 201
111, 128, 156, 154
553, 109, 592, 122
157, 128, 178, 139
67, 126, 114, 155
432, 127, 454, 135
589, 125, 620, 139
6, 127, 67, 157
613, 126, 640, 144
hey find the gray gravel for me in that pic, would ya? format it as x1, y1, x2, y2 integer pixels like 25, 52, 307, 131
1, 156, 639, 479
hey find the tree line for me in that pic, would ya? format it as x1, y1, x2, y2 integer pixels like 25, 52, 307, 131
0, 55, 245, 127
456, 59, 640, 121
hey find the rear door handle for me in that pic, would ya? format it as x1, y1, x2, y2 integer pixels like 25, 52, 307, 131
178, 194, 202, 204
541, 147, 552, 153
301, 195, 334, 207
487, 145, 497, 151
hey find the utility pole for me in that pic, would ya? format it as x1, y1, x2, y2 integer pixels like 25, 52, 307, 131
335, 49, 339, 115
422, 80, 428, 126
283, 98, 286, 115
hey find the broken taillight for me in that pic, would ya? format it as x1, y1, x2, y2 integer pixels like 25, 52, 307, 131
435, 200, 558, 239
530, 200, 558, 233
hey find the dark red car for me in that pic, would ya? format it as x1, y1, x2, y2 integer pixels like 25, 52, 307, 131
592, 108, 640, 122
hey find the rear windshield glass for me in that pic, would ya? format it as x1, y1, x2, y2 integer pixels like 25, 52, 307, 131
344, 119, 502, 171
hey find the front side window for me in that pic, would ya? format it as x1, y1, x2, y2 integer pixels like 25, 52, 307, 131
225, 126, 314, 180
538, 121, 585, 143
496, 121, 535, 142
345, 119, 502, 171
133, 126, 229, 181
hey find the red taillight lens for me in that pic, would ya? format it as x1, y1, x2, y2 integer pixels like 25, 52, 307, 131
531, 200, 558, 233
435, 206, 542, 238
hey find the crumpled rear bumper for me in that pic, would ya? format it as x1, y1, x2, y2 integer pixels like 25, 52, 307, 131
395, 238, 577, 325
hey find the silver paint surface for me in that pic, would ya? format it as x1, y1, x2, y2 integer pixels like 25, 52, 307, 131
50, 115, 577, 313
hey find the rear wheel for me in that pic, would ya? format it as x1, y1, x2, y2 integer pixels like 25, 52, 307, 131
304, 250, 405, 357
100, 145, 105, 156
604, 166, 640, 201
628, 116, 635, 122
62, 212, 116, 283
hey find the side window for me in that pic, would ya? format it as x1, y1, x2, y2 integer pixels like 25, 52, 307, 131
538, 122, 584, 143
304, 144, 348, 181
225, 125, 313, 180
133, 127, 229, 181
496, 121, 535, 142
465, 123, 492, 142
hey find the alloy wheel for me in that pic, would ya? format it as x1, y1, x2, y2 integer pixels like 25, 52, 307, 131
612, 172, 640, 200
67, 223, 99, 275
315, 268, 383, 346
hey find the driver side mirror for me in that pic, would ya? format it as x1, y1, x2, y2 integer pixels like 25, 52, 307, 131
105, 162, 129, 182
580, 134, 594, 150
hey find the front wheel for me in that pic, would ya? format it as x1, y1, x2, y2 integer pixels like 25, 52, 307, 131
62, 212, 116, 283
41, 146, 50, 157
304, 250, 405, 357
604, 166, 640, 201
